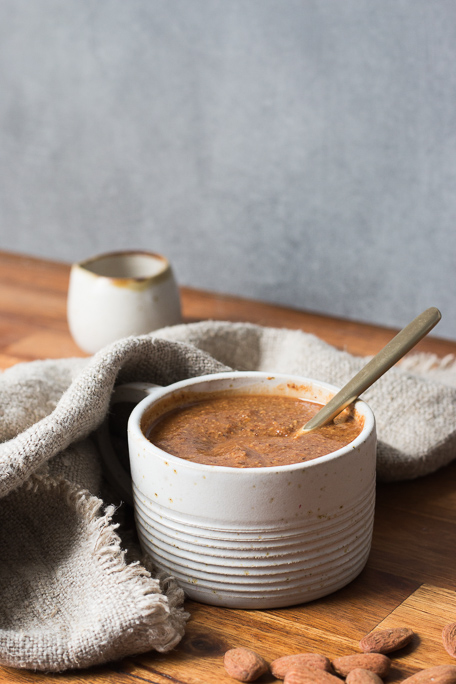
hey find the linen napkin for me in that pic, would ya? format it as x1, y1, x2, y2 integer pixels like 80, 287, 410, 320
1, 320, 455, 672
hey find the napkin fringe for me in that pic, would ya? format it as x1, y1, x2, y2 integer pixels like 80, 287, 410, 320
399, 352, 456, 382
1, 474, 188, 672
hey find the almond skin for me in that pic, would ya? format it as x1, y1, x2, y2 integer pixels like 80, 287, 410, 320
224, 647, 269, 682
346, 668, 384, 684
359, 627, 414, 654
271, 654, 333, 679
443, 623, 456, 658
401, 665, 456, 684
332, 654, 391, 678
283, 666, 344, 684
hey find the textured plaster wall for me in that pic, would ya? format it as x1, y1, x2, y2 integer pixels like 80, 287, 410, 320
0, 1, 455, 338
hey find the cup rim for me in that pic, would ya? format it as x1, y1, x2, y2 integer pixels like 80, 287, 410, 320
74, 250, 171, 282
128, 371, 376, 474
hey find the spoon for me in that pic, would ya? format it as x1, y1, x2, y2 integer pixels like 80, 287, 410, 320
294, 306, 442, 437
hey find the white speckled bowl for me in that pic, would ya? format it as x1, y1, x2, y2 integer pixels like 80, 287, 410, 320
105, 371, 377, 609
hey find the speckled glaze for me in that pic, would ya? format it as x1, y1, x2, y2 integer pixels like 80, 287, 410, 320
126, 371, 377, 609
67, 250, 182, 353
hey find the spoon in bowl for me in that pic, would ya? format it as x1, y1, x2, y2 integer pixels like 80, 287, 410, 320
294, 306, 442, 438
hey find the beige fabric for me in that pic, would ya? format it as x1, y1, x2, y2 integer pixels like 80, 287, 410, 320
0, 321, 455, 672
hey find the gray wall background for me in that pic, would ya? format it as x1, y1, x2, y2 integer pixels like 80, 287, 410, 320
1, 1, 455, 338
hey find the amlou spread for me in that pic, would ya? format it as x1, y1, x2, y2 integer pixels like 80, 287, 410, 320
145, 393, 364, 468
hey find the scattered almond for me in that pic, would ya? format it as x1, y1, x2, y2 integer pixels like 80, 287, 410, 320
271, 654, 332, 679
283, 666, 342, 684
443, 623, 456, 658
359, 626, 414, 654
401, 665, 456, 684
332, 654, 391, 678
224, 647, 269, 682
346, 668, 384, 684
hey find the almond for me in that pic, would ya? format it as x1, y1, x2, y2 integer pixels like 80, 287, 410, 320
283, 666, 344, 684
401, 665, 456, 684
224, 647, 269, 682
359, 627, 415, 654
271, 654, 332, 679
332, 654, 391, 678
443, 623, 456, 658
346, 668, 385, 684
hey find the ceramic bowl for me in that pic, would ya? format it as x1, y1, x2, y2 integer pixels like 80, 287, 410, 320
107, 371, 377, 609
67, 250, 182, 354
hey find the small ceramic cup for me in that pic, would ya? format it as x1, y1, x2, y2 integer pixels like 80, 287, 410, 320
67, 250, 182, 354
98, 371, 377, 609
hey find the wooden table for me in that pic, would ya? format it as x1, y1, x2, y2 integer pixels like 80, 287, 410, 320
0, 251, 455, 684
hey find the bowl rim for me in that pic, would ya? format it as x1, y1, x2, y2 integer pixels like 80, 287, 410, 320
73, 249, 171, 281
128, 370, 376, 474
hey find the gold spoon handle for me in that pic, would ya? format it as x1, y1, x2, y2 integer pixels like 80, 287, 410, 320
296, 306, 442, 436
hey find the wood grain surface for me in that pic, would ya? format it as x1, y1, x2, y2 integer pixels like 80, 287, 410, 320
0, 250, 455, 684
